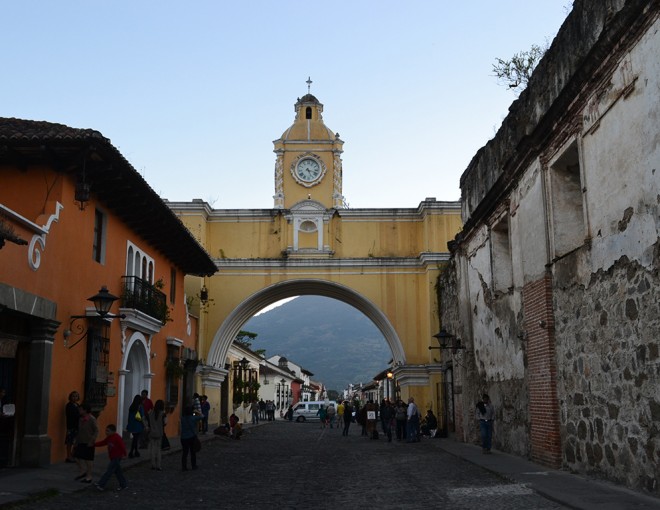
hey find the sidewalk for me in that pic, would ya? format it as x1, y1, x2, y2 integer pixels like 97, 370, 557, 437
0, 430, 223, 508
433, 438, 660, 510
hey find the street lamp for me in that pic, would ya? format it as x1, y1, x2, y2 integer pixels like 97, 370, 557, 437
430, 329, 464, 351
64, 286, 126, 348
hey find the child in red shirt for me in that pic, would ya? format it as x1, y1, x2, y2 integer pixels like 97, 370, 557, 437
94, 424, 128, 491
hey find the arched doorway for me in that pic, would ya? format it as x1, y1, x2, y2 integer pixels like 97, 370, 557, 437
118, 333, 150, 432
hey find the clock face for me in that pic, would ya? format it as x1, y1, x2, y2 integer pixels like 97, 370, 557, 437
296, 158, 322, 182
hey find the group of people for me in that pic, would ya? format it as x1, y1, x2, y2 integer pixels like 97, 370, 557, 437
311, 397, 441, 444
253, 399, 279, 422
64, 389, 210, 491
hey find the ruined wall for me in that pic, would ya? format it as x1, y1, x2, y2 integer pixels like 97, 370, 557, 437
554, 244, 660, 492
460, 0, 637, 227
442, 0, 660, 494
442, 233, 531, 456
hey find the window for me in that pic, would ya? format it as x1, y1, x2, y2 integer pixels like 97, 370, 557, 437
169, 268, 176, 304
549, 141, 584, 258
84, 325, 109, 413
165, 345, 181, 407
305, 107, 312, 119
491, 215, 513, 292
125, 242, 155, 284
92, 209, 106, 263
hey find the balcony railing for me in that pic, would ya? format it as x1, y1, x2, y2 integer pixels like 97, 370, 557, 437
121, 276, 168, 324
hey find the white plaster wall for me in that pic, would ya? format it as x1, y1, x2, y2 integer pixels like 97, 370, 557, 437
464, 225, 525, 380
511, 162, 549, 283
581, 18, 660, 278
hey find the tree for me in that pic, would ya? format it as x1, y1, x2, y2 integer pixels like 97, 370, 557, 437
234, 330, 266, 357
492, 44, 547, 93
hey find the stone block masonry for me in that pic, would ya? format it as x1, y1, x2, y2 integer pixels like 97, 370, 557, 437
554, 247, 660, 493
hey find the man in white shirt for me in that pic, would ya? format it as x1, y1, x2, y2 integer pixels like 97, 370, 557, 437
406, 397, 420, 443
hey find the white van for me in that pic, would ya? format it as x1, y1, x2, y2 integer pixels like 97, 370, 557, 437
292, 401, 334, 422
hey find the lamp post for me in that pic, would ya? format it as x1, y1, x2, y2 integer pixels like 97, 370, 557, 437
239, 357, 249, 403
64, 286, 126, 348
430, 329, 464, 352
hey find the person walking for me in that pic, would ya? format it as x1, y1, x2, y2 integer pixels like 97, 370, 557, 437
336, 401, 345, 430
406, 397, 420, 443
73, 402, 99, 483
317, 404, 328, 428
381, 399, 394, 442
250, 399, 259, 425
180, 405, 202, 470
476, 394, 495, 454
139, 390, 154, 449
146, 399, 166, 470
365, 400, 378, 439
126, 394, 144, 458
200, 395, 210, 433
326, 403, 336, 428
65, 390, 80, 463
342, 401, 353, 436
395, 400, 407, 441
93, 424, 128, 491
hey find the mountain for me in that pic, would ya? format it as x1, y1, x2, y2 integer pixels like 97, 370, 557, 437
242, 295, 392, 392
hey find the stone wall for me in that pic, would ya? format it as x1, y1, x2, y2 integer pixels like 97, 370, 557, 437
554, 243, 660, 492
441, 0, 660, 496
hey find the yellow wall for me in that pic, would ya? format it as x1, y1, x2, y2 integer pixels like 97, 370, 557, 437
173, 201, 461, 376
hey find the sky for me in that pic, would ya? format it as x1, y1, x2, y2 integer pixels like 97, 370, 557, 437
2, 1, 571, 209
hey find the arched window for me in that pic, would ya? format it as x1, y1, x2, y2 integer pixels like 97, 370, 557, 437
305, 107, 312, 120
300, 220, 317, 233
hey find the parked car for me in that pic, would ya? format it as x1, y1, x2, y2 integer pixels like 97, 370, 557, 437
291, 401, 335, 422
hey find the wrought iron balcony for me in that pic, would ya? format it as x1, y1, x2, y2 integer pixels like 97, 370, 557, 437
121, 276, 168, 324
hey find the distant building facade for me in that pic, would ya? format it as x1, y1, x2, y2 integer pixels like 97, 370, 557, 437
439, 0, 659, 494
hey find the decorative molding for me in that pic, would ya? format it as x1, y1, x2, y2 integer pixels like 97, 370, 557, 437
166, 336, 184, 347
273, 153, 284, 208
28, 202, 63, 271
119, 308, 162, 353
332, 152, 345, 209
198, 365, 229, 388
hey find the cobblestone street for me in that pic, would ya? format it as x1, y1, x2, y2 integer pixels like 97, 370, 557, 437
13, 421, 566, 509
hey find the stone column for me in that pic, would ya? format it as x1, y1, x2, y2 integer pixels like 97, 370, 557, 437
21, 318, 59, 467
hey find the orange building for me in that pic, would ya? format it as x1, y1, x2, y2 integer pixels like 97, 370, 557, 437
0, 118, 216, 467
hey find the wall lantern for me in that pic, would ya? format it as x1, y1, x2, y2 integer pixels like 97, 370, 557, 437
63, 286, 125, 348
429, 328, 465, 351
199, 285, 209, 304
239, 357, 249, 370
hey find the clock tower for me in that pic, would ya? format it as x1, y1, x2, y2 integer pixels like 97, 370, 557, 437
273, 85, 345, 211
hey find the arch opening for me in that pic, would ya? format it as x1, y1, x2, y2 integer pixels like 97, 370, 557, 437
206, 279, 406, 373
